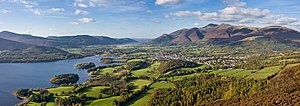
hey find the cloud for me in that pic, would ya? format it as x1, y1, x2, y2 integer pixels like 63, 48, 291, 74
69, 22, 79, 25
47, 8, 65, 13
220, 7, 270, 18
172, 11, 202, 17
3, 0, 39, 8
74, 0, 113, 8
194, 22, 201, 26
29, 9, 41, 15
73, 0, 146, 13
221, 0, 246, 7
75, 9, 89, 15
169, 0, 300, 26
77, 3, 88, 8
0, 22, 3, 25
151, 18, 161, 23
1, 0, 41, 15
0, 9, 8, 14
78, 17, 96, 23
155, 0, 187, 5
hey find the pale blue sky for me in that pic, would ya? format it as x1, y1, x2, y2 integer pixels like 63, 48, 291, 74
0, 0, 300, 38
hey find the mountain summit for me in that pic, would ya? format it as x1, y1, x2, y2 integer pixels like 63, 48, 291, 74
150, 24, 300, 45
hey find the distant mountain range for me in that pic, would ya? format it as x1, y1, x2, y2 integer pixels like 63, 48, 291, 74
149, 24, 300, 46
0, 31, 137, 50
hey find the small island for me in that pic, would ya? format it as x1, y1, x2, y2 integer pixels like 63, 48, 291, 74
76, 62, 96, 69
49, 73, 79, 85
99, 58, 114, 64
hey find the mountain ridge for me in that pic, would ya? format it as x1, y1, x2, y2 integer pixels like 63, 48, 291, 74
0, 31, 138, 49
149, 24, 300, 45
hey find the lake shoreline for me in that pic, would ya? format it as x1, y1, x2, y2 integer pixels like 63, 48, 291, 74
0, 56, 108, 105
0, 55, 94, 64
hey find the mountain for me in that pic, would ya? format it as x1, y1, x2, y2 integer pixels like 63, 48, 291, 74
0, 31, 51, 46
0, 31, 137, 49
150, 24, 300, 45
48, 35, 137, 47
0, 38, 32, 51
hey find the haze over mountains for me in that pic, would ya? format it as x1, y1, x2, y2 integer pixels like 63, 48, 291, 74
0, 31, 137, 50
150, 24, 300, 45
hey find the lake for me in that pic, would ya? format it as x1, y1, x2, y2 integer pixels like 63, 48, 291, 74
0, 56, 111, 105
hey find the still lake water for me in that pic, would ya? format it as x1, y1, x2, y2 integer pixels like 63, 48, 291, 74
0, 56, 109, 106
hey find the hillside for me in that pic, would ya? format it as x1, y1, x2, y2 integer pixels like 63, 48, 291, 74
0, 31, 50, 46
206, 64, 300, 106
0, 31, 137, 49
0, 38, 32, 51
150, 24, 300, 46
0, 46, 82, 63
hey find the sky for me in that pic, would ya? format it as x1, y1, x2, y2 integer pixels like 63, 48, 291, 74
0, 0, 300, 38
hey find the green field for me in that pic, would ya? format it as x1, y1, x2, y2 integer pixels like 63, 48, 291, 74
47, 86, 73, 95
128, 59, 145, 62
128, 82, 174, 106
96, 68, 116, 75
210, 69, 255, 78
247, 66, 281, 79
81, 86, 109, 98
88, 96, 119, 106
129, 79, 152, 91
131, 62, 161, 78
179, 63, 207, 71
27, 102, 55, 106
129, 52, 147, 55
168, 73, 203, 81
150, 82, 174, 89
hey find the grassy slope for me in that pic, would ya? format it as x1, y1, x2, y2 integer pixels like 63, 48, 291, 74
97, 68, 116, 75
82, 86, 109, 98
128, 82, 174, 106
129, 79, 152, 91
246, 66, 281, 79
131, 62, 161, 78
87, 96, 119, 106
47, 86, 73, 95
210, 69, 254, 78
128, 59, 145, 62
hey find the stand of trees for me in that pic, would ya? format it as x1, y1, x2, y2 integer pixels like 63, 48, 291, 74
126, 61, 150, 71
148, 74, 268, 106
207, 64, 300, 106
157, 60, 198, 73
49, 74, 79, 85
76, 62, 96, 69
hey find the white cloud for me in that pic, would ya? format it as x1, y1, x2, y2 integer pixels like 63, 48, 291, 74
47, 8, 65, 13
78, 17, 96, 23
261, 15, 299, 25
0, 9, 8, 14
221, 0, 246, 7
74, 0, 113, 8
155, 0, 187, 5
169, 0, 300, 26
78, 3, 88, 8
73, 0, 146, 12
151, 18, 161, 23
220, 7, 270, 18
75, 9, 89, 15
172, 11, 202, 17
0, 22, 3, 25
194, 23, 201, 26
3, 0, 39, 8
29, 9, 41, 15
69, 22, 79, 25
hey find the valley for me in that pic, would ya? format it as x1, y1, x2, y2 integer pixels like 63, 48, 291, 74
1, 24, 300, 106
